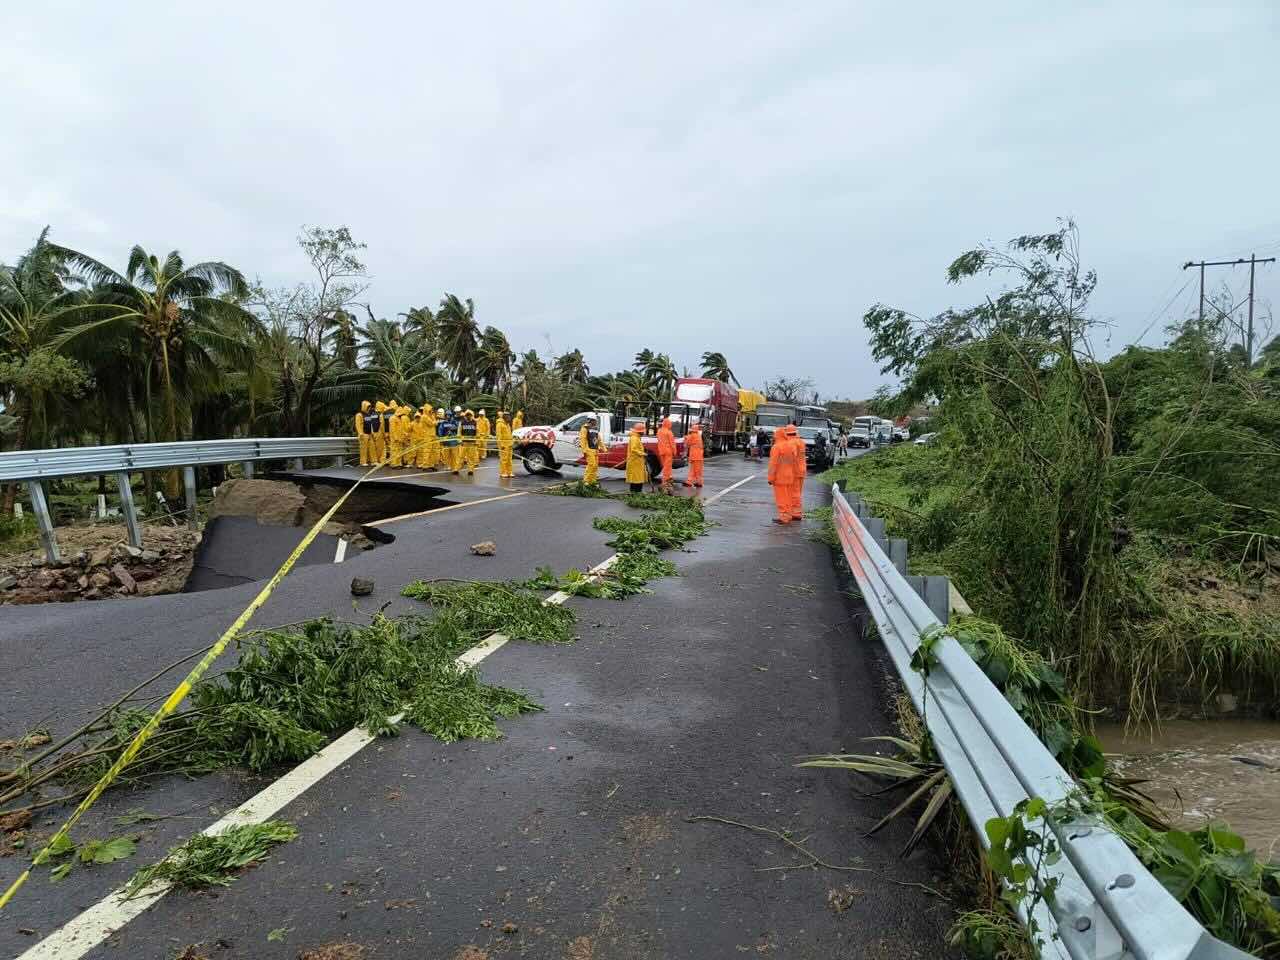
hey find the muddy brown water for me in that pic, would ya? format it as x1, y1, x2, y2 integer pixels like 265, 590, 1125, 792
1099, 719, 1280, 857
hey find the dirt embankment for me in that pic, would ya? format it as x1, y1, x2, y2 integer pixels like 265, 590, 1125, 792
209, 477, 429, 544
0, 524, 199, 605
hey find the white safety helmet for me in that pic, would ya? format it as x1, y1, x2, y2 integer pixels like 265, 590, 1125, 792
436, 408, 445, 416
453, 405, 462, 413
479, 408, 486, 415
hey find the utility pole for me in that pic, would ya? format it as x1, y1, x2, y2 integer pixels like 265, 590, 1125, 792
1182, 254, 1275, 361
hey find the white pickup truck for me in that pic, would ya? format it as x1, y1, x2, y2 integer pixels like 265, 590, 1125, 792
513, 408, 688, 476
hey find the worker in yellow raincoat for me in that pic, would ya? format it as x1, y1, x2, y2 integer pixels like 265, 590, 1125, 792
372, 401, 389, 464
579, 416, 601, 486
476, 409, 491, 460
355, 400, 373, 466
440, 407, 460, 473
626, 422, 647, 493
428, 407, 445, 469
389, 404, 407, 467
458, 409, 479, 475
411, 406, 430, 468
512, 410, 524, 430
496, 410, 514, 478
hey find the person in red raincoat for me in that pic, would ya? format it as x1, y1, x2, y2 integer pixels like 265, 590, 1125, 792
682, 422, 704, 489
767, 426, 798, 523
656, 416, 676, 491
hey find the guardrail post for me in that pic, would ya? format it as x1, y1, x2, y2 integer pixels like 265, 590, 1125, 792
241, 461, 255, 479
864, 516, 886, 547
923, 575, 950, 624
116, 472, 142, 549
331, 456, 344, 468
25, 481, 60, 565
888, 538, 908, 574
292, 457, 305, 472
182, 466, 198, 529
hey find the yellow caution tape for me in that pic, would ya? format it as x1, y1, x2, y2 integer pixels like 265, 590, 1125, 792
0, 447, 416, 911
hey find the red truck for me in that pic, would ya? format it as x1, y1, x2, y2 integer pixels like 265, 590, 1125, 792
673, 378, 739, 453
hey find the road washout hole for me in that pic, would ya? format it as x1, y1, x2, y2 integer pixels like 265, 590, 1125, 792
184, 476, 448, 593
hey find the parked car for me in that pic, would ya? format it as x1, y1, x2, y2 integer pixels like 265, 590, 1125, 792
891, 426, 909, 443
793, 426, 832, 468
849, 427, 871, 449
914, 432, 938, 446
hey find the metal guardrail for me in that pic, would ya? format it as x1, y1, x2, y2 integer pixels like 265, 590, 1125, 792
0, 438, 355, 483
831, 483, 1251, 960
1, 438, 355, 564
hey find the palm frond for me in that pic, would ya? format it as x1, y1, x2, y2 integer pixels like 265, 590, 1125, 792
48, 245, 127, 288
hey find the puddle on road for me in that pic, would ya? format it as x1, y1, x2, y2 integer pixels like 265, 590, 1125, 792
1099, 719, 1280, 856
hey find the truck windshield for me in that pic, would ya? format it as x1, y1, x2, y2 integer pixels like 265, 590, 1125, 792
675, 383, 713, 402
756, 414, 790, 426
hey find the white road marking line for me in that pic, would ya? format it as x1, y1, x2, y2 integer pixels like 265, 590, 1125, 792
333, 538, 348, 563
19, 552, 622, 960
23, 480, 730, 955
704, 474, 755, 504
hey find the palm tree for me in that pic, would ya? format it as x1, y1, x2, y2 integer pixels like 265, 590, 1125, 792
53, 244, 261, 447
436, 294, 479, 382
475, 326, 515, 396
358, 323, 445, 405
633, 348, 655, 374
399, 305, 436, 343
0, 229, 96, 509
332, 308, 360, 368
555, 348, 590, 385
699, 350, 738, 385
643, 352, 678, 400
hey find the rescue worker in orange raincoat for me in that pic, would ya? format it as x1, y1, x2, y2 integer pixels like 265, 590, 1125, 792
767, 426, 799, 524
625, 422, 647, 493
785, 423, 806, 521
355, 400, 373, 466
496, 411, 514, 478
656, 416, 676, 491
682, 422, 704, 489
579, 416, 601, 486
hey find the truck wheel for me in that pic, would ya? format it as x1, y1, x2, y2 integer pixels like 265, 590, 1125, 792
522, 446, 558, 475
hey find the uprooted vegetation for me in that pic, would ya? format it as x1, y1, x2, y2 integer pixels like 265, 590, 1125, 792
125, 820, 298, 896
833, 222, 1280, 721
3, 490, 709, 888
814, 223, 1280, 957
0, 612, 549, 822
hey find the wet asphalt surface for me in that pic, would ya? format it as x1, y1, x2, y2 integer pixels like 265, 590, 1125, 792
0, 452, 956, 959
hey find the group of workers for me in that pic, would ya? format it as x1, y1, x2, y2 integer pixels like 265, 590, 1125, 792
766, 423, 807, 523
620, 415, 704, 494
354, 401, 524, 478
353, 402, 719, 498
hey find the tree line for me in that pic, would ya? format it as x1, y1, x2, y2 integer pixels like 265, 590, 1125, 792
1, 224, 750, 473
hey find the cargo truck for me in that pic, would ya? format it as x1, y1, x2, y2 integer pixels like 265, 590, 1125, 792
751, 401, 798, 455
673, 377, 739, 453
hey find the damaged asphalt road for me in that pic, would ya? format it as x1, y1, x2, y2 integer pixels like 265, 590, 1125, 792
2, 450, 956, 959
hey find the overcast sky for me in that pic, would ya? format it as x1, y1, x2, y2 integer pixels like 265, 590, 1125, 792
4, 2, 1278, 399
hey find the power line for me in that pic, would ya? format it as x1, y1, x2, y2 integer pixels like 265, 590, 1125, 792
1181, 254, 1276, 363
